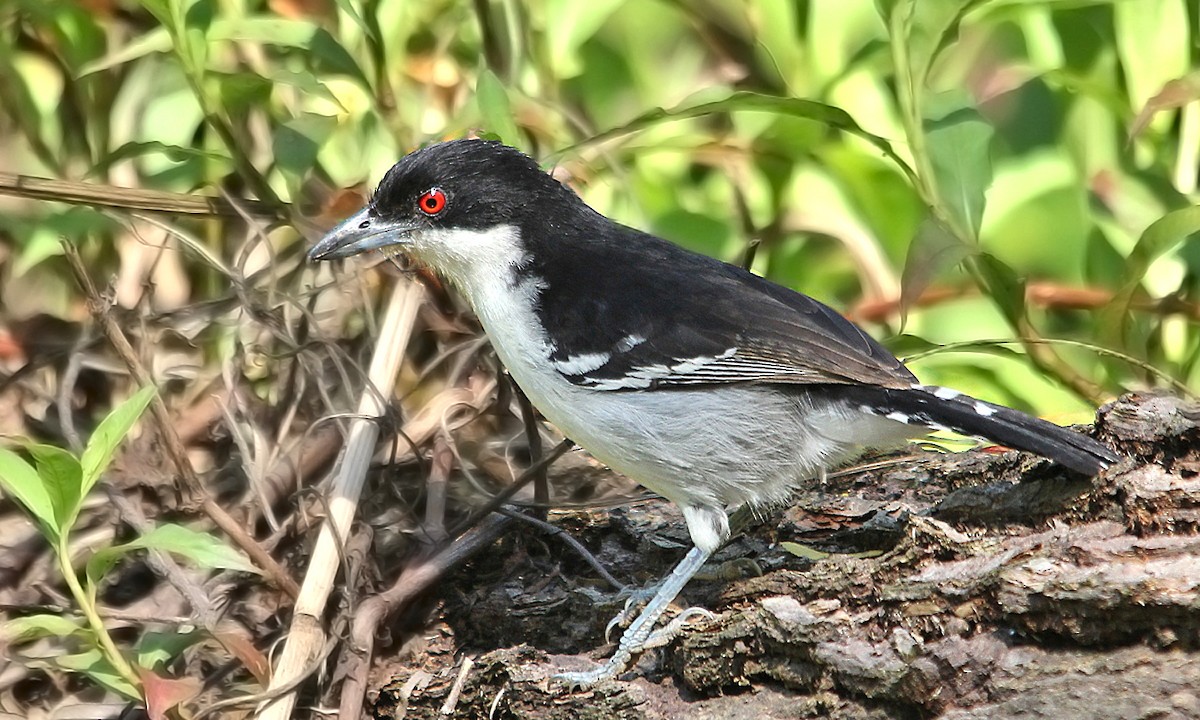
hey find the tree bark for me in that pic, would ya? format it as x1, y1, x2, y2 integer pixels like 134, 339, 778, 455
371, 393, 1200, 720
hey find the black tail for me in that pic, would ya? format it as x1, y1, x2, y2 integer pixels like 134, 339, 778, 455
834, 384, 1118, 475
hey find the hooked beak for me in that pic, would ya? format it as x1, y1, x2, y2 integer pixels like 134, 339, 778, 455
308, 206, 420, 261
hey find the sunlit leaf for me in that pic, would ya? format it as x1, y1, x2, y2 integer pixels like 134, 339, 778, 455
0, 447, 59, 539
0, 39, 53, 171
135, 630, 204, 671
780, 542, 830, 560
878, 0, 988, 96
1100, 204, 1200, 348
1114, 0, 1189, 118
544, 0, 626, 78
87, 523, 259, 590
209, 17, 369, 86
24, 443, 83, 529
77, 26, 172, 76
923, 90, 993, 240
80, 385, 157, 499
268, 68, 341, 105
55, 650, 139, 698
1, 613, 86, 644
754, 0, 802, 87
476, 69, 522, 148
273, 113, 338, 184
138, 0, 173, 31
181, 0, 214, 74
80, 15, 369, 87
562, 91, 917, 186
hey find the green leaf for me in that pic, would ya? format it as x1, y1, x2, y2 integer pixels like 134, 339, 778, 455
180, 0, 213, 74
890, 335, 1026, 365
878, 0, 987, 97
974, 252, 1027, 329
24, 444, 83, 529
899, 216, 974, 324
0, 37, 54, 171
476, 69, 522, 147
138, 0, 173, 31
133, 524, 259, 573
923, 91, 993, 240
754, 0, 802, 87
54, 649, 140, 698
135, 630, 204, 670
90, 141, 232, 177
80, 385, 157, 499
0, 447, 59, 540
273, 113, 338, 184
209, 17, 369, 87
1, 613, 86, 644
80, 15, 370, 87
267, 68, 340, 106
211, 70, 272, 113
780, 542, 830, 561
544, 0, 626, 78
7, 208, 119, 275
329, 0, 373, 39
77, 26, 172, 76
87, 523, 259, 590
1114, 0, 1189, 116
1100, 204, 1200, 348
561, 91, 917, 187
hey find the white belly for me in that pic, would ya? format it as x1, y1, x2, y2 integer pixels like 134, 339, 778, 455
464, 270, 911, 514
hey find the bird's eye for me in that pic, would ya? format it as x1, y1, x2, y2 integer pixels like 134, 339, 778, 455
417, 187, 447, 216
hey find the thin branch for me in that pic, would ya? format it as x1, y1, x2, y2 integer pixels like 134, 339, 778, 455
0, 172, 280, 219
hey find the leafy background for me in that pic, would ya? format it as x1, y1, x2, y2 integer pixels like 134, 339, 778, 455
3, 0, 1194, 418
0, 0, 1197, 715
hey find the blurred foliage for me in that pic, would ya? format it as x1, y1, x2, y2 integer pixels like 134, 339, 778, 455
2, 0, 1199, 422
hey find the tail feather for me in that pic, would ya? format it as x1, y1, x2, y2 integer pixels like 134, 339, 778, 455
835, 384, 1118, 476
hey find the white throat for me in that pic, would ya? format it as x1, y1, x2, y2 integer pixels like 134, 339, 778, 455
409, 224, 558, 385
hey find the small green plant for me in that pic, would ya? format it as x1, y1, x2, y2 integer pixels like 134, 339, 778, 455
0, 385, 259, 714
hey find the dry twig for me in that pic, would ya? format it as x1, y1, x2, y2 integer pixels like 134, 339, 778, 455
259, 277, 426, 720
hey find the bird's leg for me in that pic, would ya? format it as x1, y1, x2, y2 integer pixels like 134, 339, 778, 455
556, 544, 713, 686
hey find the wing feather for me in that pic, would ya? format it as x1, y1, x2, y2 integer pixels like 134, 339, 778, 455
522, 220, 915, 391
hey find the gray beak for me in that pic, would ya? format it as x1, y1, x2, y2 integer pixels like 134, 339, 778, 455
308, 206, 420, 261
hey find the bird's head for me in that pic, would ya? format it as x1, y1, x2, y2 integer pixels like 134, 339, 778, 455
308, 139, 588, 277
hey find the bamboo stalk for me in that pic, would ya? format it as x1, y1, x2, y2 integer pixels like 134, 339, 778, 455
257, 278, 425, 720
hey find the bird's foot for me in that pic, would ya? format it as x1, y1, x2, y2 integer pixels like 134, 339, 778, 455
604, 583, 661, 641
556, 605, 716, 687
554, 649, 633, 688
555, 546, 714, 688
640, 606, 717, 650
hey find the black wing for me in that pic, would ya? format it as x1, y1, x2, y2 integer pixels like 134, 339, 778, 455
521, 221, 915, 391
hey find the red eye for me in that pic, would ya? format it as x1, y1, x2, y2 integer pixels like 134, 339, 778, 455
417, 187, 447, 216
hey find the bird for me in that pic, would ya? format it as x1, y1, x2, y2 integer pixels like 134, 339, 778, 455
308, 138, 1119, 685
